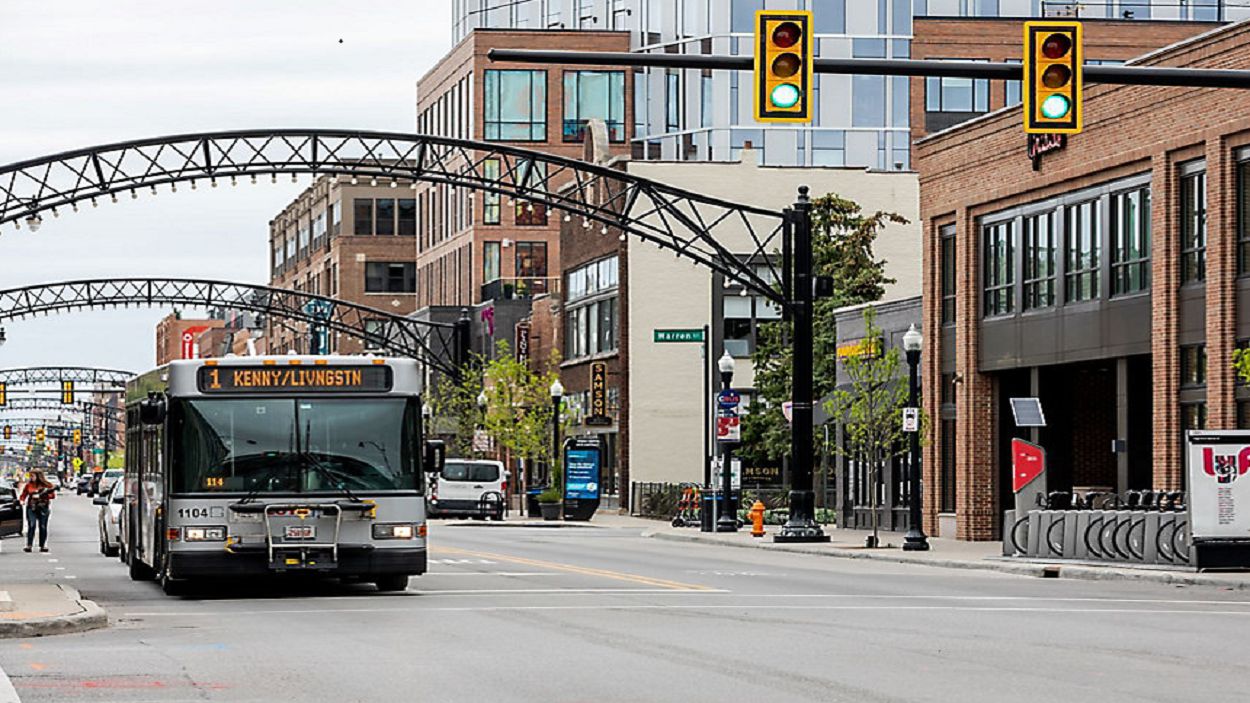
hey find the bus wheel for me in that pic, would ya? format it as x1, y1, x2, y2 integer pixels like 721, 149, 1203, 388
374, 575, 409, 592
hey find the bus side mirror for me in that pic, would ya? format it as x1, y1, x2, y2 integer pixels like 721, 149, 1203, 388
139, 393, 166, 426
424, 439, 446, 475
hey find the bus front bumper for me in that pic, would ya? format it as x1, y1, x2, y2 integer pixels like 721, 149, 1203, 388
169, 544, 427, 578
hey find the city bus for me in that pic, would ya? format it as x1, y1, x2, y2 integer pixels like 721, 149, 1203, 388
122, 356, 436, 594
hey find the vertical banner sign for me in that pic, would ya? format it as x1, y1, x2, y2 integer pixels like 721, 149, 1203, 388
716, 389, 741, 442
586, 361, 611, 426
515, 322, 531, 362
1187, 431, 1250, 540
181, 325, 209, 359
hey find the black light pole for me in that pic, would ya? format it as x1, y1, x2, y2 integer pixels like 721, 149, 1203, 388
549, 379, 564, 489
716, 351, 738, 533
902, 323, 930, 551
422, 401, 432, 443
476, 390, 488, 460
777, 186, 829, 543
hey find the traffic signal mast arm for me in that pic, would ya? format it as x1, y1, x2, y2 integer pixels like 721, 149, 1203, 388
488, 49, 1250, 90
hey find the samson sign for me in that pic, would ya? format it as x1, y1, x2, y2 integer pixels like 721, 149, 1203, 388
1186, 431, 1250, 540
197, 365, 393, 393
586, 361, 611, 426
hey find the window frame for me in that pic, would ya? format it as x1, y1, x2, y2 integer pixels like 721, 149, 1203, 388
982, 219, 1014, 318
1110, 186, 1151, 297
364, 262, 417, 294
1022, 211, 1056, 310
483, 69, 548, 142
940, 224, 956, 325
562, 70, 627, 143
1180, 165, 1207, 284
1064, 199, 1101, 303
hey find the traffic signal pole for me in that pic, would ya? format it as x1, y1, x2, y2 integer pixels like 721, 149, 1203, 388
488, 50, 1250, 89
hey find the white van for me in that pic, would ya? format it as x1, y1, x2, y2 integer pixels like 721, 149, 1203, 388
429, 459, 507, 519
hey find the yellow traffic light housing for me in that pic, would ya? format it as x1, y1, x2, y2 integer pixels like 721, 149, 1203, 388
73, 429, 82, 445
35, 427, 45, 443
2, 425, 8, 441
61, 380, 75, 405
0, 382, 6, 407
1023, 21, 1082, 134
754, 11, 814, 123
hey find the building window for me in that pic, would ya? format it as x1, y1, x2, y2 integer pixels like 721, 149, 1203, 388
1111, 187, 1150, 296
1182, 403, 1208, 431
483, 241, 501, 284
1065, 199, 1100, 303
1181, 344, 1207, 388
362, 319, 386, 352
482, 159, 501, 224
515, 242, 548, 280
1239, 161, 1250, 276
563, 71, 626, 142
666, 71, 681, 133
982, 220, 1014, 317
364, 262, 416, 293
812, 131, 845, 167
925, 74, 989, 113
941, 225, 956, 324
330, 200, 341, 236
484, 69, 547, 141
1181, 170, 1207, 283
566, 256, 618, 303
1004, 60, 1022, 107
375, 198, 395, 236
514, 160, 548, 226
564, 259, 620, 361
1023, 212, 1055, 310
940, 419, 956, 513
353, 199, 373, 236
398, 199, 416, 236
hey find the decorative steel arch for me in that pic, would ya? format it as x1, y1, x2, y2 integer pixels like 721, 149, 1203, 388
0, 366, 134, 387
0, 130, 787, 301
0, 398, 122, 417
0, 278, 461, 376
0, 418, 122, 450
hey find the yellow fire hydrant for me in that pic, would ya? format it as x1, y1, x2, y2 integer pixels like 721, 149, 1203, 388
750, 500, 766, 538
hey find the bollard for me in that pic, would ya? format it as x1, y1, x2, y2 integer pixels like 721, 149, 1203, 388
749, 500, 766, 538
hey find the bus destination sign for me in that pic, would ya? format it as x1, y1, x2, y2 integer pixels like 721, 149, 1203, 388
197, 365, 393, 394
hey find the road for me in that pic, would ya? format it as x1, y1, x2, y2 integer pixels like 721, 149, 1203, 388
0, 494, 1245, 702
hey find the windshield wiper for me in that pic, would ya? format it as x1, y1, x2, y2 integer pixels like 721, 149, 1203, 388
299, 451, 363, 503
236, 458, 290, 505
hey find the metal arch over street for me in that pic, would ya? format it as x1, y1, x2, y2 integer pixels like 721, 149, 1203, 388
0, 398, 123, 418
0, 278, 462, 376
0, 366, 134, 387
0, 129, 787, 302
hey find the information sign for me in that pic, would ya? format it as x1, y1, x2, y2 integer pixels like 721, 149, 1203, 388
653, 329, 705, 343
1186, 431, 1250, 540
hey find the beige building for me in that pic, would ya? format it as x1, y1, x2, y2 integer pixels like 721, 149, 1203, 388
267, 176, 422, 355
622, 150, 920, 491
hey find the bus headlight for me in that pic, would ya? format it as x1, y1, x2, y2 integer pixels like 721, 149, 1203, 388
184, 526, 227, 542
372, 523, 416, 540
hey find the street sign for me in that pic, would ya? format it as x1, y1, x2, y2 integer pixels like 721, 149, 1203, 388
472, 429, 493, 453
653, 328, 705, 343
713, 457, 742, 489
716, 389, 741, 409
782, 401, 793, 423
716, 389, 741, 443
1012, 439, 1046, 493
902, 407, 919, 433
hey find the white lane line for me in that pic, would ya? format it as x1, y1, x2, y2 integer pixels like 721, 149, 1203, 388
429, 572, 572, 577
0, 661, 20, 703
702, 594, 1250, 606
121, 604, 1250, 617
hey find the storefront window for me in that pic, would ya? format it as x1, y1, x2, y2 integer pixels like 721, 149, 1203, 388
1023, 211, 1055, 309
1111, 187, 1150, 296
982, 220, 1014, 317
1065, 199, 1100, 302
1181, 169, 1207, 283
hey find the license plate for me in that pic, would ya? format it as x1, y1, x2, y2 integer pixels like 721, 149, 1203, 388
284, 525, 315, 540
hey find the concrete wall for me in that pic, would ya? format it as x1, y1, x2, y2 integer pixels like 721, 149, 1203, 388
625, 152, 920, 486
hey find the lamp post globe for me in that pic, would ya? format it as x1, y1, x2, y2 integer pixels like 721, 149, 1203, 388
476, 390, 488, 409
902, 323, 930, 551
549, 378, 564, 493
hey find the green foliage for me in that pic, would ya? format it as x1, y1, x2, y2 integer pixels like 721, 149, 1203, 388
537, 484, 563, 504
106, 453, 125, 469
1234, 347, 1250, 386
479, 340, 573, 484
825, 308, 909, 475
740, 193, 905, 463
427, 366, 485, 457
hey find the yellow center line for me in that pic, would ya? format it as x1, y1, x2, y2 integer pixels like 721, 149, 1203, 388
432, 546, 714, 591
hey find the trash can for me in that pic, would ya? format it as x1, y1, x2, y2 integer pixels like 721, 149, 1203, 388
526, 488, 542, 518
699, 490, 738, 532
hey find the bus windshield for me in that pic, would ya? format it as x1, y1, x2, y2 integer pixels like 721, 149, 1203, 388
171, 397, 420, 494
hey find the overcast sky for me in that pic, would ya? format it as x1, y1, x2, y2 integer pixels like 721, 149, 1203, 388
0, 1, 453, 385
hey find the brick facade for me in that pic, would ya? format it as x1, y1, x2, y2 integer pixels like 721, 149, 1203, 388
917, 21, 1250, 540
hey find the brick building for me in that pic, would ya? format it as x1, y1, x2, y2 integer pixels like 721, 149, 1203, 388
267, 177, 420, 355
413, 28, 632, 312
916, 20, 1250, 541
154, 313, 225, 365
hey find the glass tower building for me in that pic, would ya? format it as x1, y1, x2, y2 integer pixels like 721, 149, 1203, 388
450, 0, 1249, 169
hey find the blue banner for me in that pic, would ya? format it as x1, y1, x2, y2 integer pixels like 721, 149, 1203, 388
564, 446, 601, 500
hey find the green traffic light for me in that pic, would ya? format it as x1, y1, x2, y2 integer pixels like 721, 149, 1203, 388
1040, 94, 1071, 119
770, 83, 801, 109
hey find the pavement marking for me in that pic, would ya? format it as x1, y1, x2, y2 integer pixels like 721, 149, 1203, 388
0, 662, 18, 703
433, 546, 714, 591
429, 571, 570, 577
27, 664, 43, 672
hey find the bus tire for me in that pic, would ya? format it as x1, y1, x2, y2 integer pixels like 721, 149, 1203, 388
374, 575, 409, 592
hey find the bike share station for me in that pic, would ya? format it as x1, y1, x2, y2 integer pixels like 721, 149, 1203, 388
1005, 398, 1250, 570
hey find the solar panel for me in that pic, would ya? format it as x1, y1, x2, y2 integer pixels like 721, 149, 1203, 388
1010, 397, 1046, 427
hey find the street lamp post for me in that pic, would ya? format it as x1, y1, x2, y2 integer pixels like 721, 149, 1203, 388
902, 323, 930, 551
476, 390, 488, 460
421, 401, 432, 443
549, 379, 564, 490
716, 351, 738, 533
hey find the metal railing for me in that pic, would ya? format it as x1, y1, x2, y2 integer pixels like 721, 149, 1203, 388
480, 277, 558, 301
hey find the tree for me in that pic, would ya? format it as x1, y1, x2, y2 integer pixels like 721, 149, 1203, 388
1233, 347, 1250, 387
740, 193, 905, 464
824, 308, 909, 544
479, 340, 572, 494
426, 366, 484, 457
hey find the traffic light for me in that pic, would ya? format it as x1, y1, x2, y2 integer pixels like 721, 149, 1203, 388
0, 382, 6, 407
2, 425, 9, 441
1023, 21, 1082, 134
754, 10, 813, 123
61, 380, 75, 405
35, 427, 44, 443
73, 429, 82, 445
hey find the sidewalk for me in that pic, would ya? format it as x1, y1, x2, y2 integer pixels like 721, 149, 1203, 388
0, 583, 106, 639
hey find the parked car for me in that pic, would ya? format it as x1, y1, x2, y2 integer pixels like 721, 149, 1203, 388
94, 480, 125, 557
0, 480, 21, 538
87, 471, 104, 496
428, 459, 507, 519
97, 469, 124, 496
75, 474, 93, 495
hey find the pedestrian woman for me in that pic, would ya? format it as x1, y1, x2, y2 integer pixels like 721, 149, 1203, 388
19, 470, 55, 553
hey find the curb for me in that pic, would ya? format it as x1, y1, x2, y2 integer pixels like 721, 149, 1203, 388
647, 531, 1250, 589
0, 586, 108, 639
